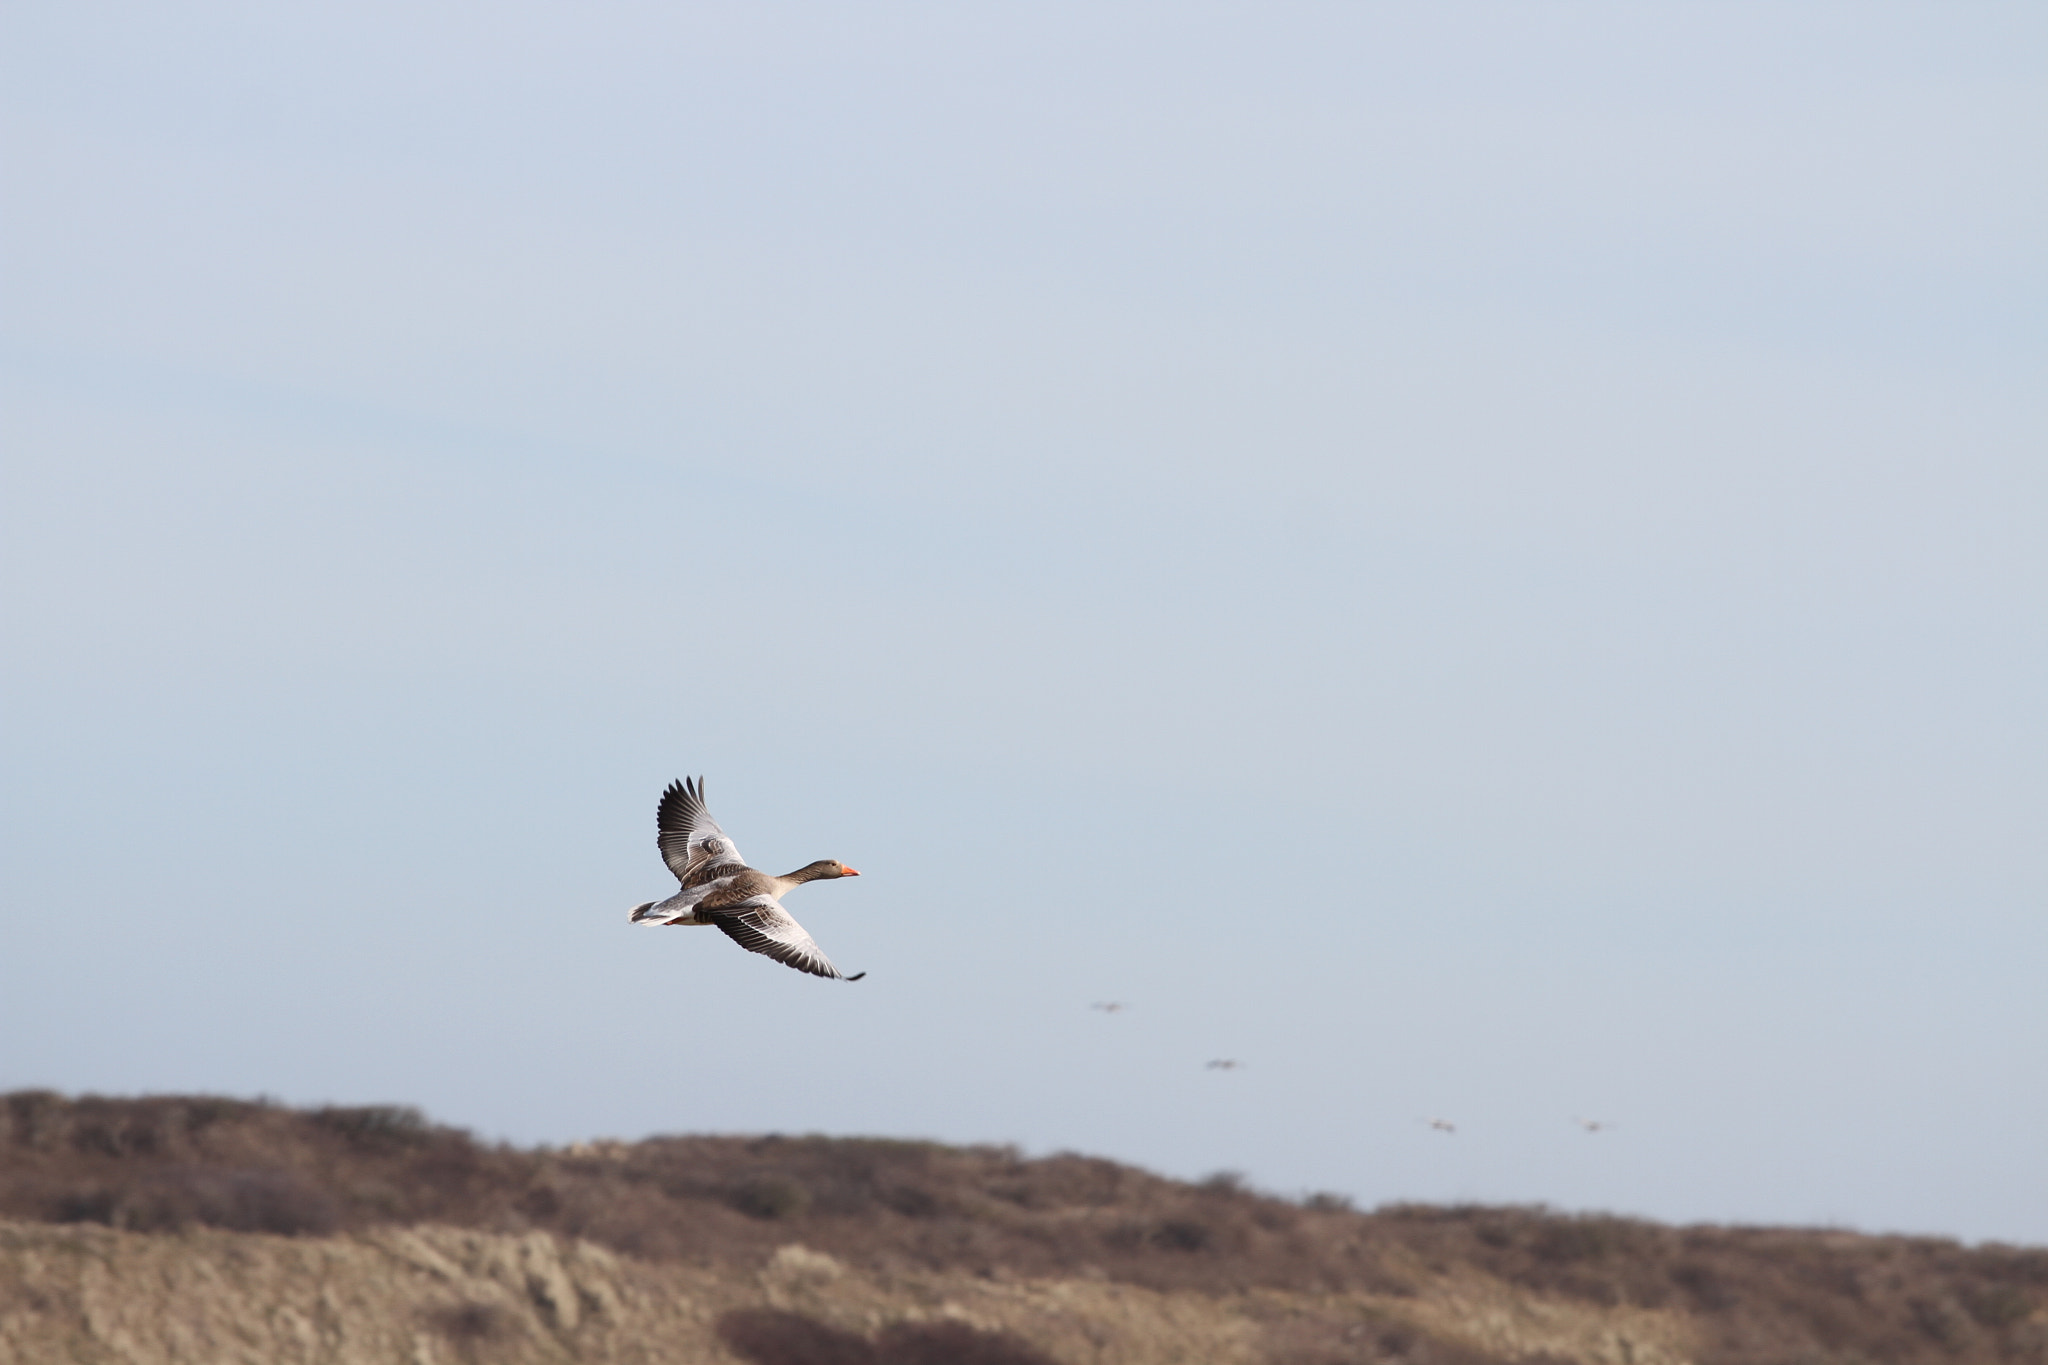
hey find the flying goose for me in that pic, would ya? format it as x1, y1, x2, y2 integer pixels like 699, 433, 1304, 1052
628, 777, 865, 981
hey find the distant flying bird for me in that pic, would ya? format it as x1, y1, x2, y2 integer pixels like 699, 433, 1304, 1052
1091, 1002, 1130, 1014
628, 777, 865, 980
1205, 1059, 1243, 1071
1573, 1118, 1615, 1133
1425, 1118, 1457, 1135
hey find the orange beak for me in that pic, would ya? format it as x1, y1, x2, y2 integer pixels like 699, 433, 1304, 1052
842, 866, 861, 876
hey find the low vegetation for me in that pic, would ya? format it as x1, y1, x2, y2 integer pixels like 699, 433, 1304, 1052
3, 1090, 2045, 1364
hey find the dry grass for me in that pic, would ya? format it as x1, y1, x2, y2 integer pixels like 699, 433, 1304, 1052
5, 1091, 2046, 1365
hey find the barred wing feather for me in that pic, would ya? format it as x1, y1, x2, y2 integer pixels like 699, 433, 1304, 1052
657, 776, 745, 883
709, 897, 864, 981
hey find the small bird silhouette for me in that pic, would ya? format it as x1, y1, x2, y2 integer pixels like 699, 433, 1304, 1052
1090, 1002, 1130, 1014
1205, 1059, 1243, 1071
1573, 1117, 1615, 1133
1425, 1118, 1457, 1135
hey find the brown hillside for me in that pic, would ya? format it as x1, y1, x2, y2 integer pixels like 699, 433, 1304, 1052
2, 1091, 2045, 1365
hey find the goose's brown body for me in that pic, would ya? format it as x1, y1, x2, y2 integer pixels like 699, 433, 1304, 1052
628, 777, 864, 981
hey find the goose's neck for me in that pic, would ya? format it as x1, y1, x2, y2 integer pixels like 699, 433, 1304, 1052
776, 861, 837, 890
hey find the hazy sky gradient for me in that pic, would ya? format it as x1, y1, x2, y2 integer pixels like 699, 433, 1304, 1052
3, 3, 2044, 1243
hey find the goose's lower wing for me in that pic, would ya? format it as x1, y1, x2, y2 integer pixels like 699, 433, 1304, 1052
707, 897, 865, 981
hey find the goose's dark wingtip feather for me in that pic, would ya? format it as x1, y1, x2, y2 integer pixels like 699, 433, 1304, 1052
845, 972, 867, 982
657, 776, 710, 838
656, 778, 688, 819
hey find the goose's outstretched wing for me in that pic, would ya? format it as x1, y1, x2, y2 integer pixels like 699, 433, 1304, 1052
706, 897, 865, 981
657, 776, 745, 884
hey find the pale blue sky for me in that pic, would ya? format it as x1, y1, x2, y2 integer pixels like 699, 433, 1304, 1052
3, 3, 2044, 1244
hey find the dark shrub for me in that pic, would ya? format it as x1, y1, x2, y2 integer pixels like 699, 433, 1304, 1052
882, 1184, 941, 1218
1961, 1282, 2032, 1328
716, 1309, 877, 1365
1669, 1259, 1733, 1311
427, 1300, 513, 1341
716, 1312, 1055, 1365
1529, 1218, 1618, 1265
1101, 1220, 1146, 1252
68, 1105, 152, 1157
121, 1167, 339, 1235
51, 1187, 117, 1224
312, 1105, 431, 1149
1152, 1218, 1212, 1252
5, 1092, 66, 1149
731, 1177, 812, 1220
1910, 1295, 1974, 1346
